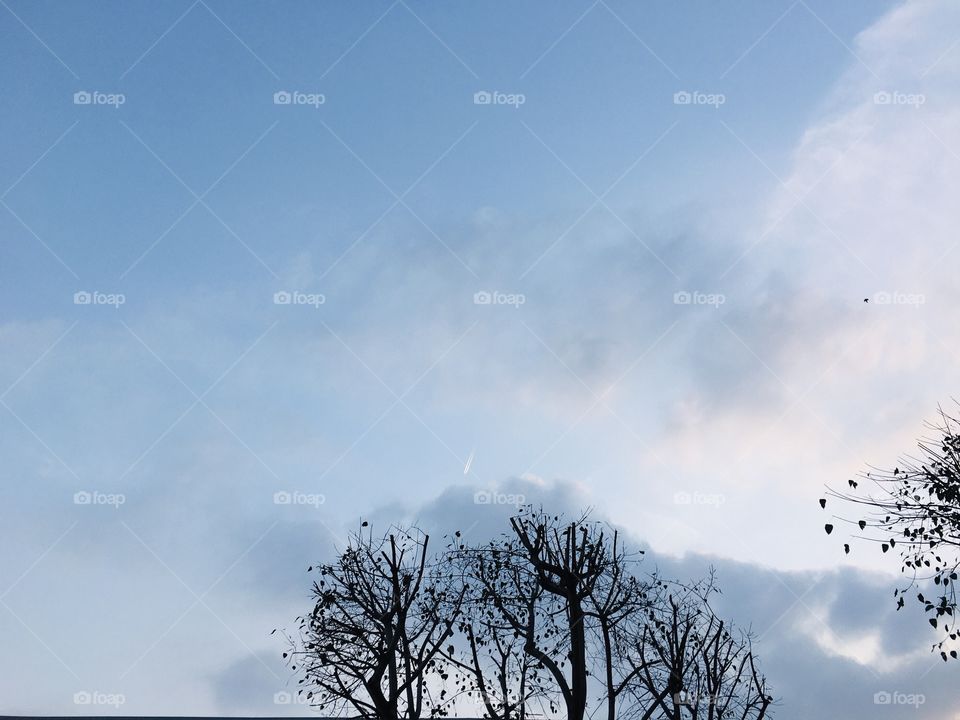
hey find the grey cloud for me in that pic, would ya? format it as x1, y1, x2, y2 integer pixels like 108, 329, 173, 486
281, 478, 952, 720
211, 652, 302, 716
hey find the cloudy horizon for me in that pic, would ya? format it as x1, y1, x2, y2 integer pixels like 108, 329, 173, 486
3, 0, 960, 717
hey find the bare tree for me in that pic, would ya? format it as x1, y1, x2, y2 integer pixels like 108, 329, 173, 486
628, 576, 772, 720
458, 511, 659, 720
285, 524, 465, 717
583, 530, 656, 720
508, 508, 611, 720
452, 530, 562, 720
453, 616, 538, 720
821, 406, 960, 660
282, 509, 773, 720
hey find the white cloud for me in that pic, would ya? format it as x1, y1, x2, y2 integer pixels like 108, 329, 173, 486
642, 0, 960, 569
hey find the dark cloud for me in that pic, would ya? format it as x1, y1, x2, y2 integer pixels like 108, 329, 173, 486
223, 479, 955, 719
211, 652, 305, 716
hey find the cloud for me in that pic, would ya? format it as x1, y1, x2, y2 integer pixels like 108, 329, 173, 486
211, 652, 301, 716
4, 1, 960, 715
637, 0, 960, 569
219, 477, 956, 719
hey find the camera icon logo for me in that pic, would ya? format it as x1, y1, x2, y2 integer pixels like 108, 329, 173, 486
673, 291, 691, 305
73, 91, 92, 105
673, 91, 692, 105
873, 691, 892, 705
873, 91, 892, 105
273, 491, 292, 505
274, 691, 293, 705
274, 91, 292, 105
273, 291, 292, 305
74, 491, 92, 505
473, 291, 492, 305
474, 91, 492, 105
73, 691, 92, 705
74, 291, 92, 305
473, 490, 492, 504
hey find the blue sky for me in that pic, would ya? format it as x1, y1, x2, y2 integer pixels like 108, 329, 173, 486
3, 0, 960, 717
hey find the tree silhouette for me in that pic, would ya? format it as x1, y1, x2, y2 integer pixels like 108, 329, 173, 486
283, 524, 465, 717
582, 529, 655, 720
283, 509, 773, 719
821, 406, 960, 660
507, 509, 610, 720
446, 531, 552, 720
628, 575, 772, 720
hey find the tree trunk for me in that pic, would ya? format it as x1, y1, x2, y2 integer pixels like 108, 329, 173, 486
568, 596, 588, 720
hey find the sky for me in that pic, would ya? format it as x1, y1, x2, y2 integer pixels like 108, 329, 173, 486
2, 0, 960, 716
